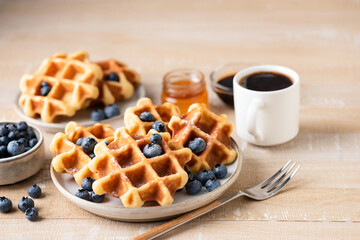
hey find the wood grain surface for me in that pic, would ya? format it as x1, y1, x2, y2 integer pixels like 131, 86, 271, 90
0, 0, 359, 239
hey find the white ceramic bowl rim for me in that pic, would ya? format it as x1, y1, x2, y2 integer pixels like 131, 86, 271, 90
0, 121, 44, 163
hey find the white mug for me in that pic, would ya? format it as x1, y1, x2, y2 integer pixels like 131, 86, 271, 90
233, 65, 300, 146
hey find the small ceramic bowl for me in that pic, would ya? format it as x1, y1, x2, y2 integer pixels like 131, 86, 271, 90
0, 122, 45, 185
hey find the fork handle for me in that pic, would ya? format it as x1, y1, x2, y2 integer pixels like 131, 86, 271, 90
133, 191, 243, 240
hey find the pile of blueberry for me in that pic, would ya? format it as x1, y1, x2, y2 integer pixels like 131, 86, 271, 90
0, 121, 38, 159
143, 133, 163, 158
0, 184, 42, 221
91, 104, 121, 122
184, 164, 228, 195
139, 111, 166, 133
40, 81, 52, 96
75, 177, 105, 203
75, 137, 102, 159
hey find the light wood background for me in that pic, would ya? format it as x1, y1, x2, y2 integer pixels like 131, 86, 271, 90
1, 0, 360, 239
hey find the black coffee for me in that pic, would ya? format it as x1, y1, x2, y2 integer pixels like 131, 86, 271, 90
239, 72, 293, 91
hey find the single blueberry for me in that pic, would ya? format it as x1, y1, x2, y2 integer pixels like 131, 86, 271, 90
25, 207, 38, 221
150, 133, 162, 144
24, 147, 31, 152
29, 138, 38, 148
91, 109, 105, 122
75, 189, 90, 201
27, 184, 42, 198
185, 179, 202, 195
152, 121, 166, 132
18, 196, 34, 212
5, 123, 16, 131
0, 136, 9, 146
8, 130, 20, 141
103, 141, 110, 146
27, 129, 36, 139
17, 138, 29, 148
143, 143, 162, 158
40, 85, 52, 96
0, 146, 8, 158
7, 140, 25, 157
89, 153, 95, 159
0, 125, 9, 137
195, 169, 216, 186
40, 81, 49, 88
205, 179, 221, 192
90, 192, 105, 203
104, 104, 120, 119
81, 177, 95, 191
16, 121, 28, 131
213, 164, 228, 179
105, 72, 120, 82
139, 111, 155, 122
188, 172, 195, 182
0, 197, 12, 213
81, 137, 97, 154
19, 131, 30, 140
75, 138, 84, 146
188, 138, 206, 155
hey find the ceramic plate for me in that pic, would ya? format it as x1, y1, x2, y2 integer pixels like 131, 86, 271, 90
14, 85, 146, 132
50, 138, 243, 222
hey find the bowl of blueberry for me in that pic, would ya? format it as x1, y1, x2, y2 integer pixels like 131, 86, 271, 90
0, 121, 45, 185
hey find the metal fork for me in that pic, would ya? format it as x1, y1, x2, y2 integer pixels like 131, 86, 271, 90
133, 160, 300, 240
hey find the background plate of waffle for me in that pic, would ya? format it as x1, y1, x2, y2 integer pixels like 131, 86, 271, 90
50, 137, 243, 222
14, 84, 145, 132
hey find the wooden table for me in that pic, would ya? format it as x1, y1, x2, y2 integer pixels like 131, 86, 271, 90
1, 0, 359, 239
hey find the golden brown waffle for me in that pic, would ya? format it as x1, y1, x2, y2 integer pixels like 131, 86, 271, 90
19, 51, 103, 123
95, 59, 141, 105
50, 122, 115, 185
168, 103, 237, 174
124, 97, 181, 136
88, 128, 192, 207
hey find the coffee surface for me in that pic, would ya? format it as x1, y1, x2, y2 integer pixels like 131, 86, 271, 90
239, 72, 293, 91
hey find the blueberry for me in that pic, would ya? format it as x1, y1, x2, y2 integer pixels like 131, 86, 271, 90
0, 197, 12, 213
104, 104, 120, 119
152, 121, 165, 132
8, 130, 20, 141
0, 136, 9, 146
29, 138, 38, 148
185, 179, 202, 195
16, 121, 28, 131
75, 138, 84, 146
195, 169, 216, 186
0, 146, 8, 158
27, 129, 36, 139
27, 184, 42, 198
81, 137, 97, 154
103, 141, 110, 146
188, 138, 206, 155
25, 147, 31, 152
213, 164, 227, 179
188, 172, 195, 182
143, 143, 162, 158
205, 179, 221, 192
89, 153, 95, 159
90, 192, 105, 203
7, 140, 25, 157
25, 207, 38, 221
105, 72, 119, 82
81, 177, 95, 191
40, 81, 49, 88
18, 138, 29, 147
18, 197, 34, 212
75, 189, 90, 201
0, 125, 9, 137
40, 85, 51, 96
19, 131, 30, 140
150, 133, 162, 144
91, 109, 105, 122
139, 111, 155, 122
5, 123, 16, 131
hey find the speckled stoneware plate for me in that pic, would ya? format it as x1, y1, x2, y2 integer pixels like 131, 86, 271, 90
14, 85, 146, 132
50, 137, 243, 222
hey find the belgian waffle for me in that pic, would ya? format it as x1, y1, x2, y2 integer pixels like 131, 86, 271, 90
168, 103, 237, 174
50, 122, 115, 185
124, 97, 180, 136
88, 128, 192, 207
95, 59, 141, 105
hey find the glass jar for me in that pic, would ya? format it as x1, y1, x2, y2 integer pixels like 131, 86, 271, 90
161, 69, 209, 114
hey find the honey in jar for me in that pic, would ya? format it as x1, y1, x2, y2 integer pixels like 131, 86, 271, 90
161, 69, 209, 114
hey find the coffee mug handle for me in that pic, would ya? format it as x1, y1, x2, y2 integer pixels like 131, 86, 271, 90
246, 99, 265, 141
